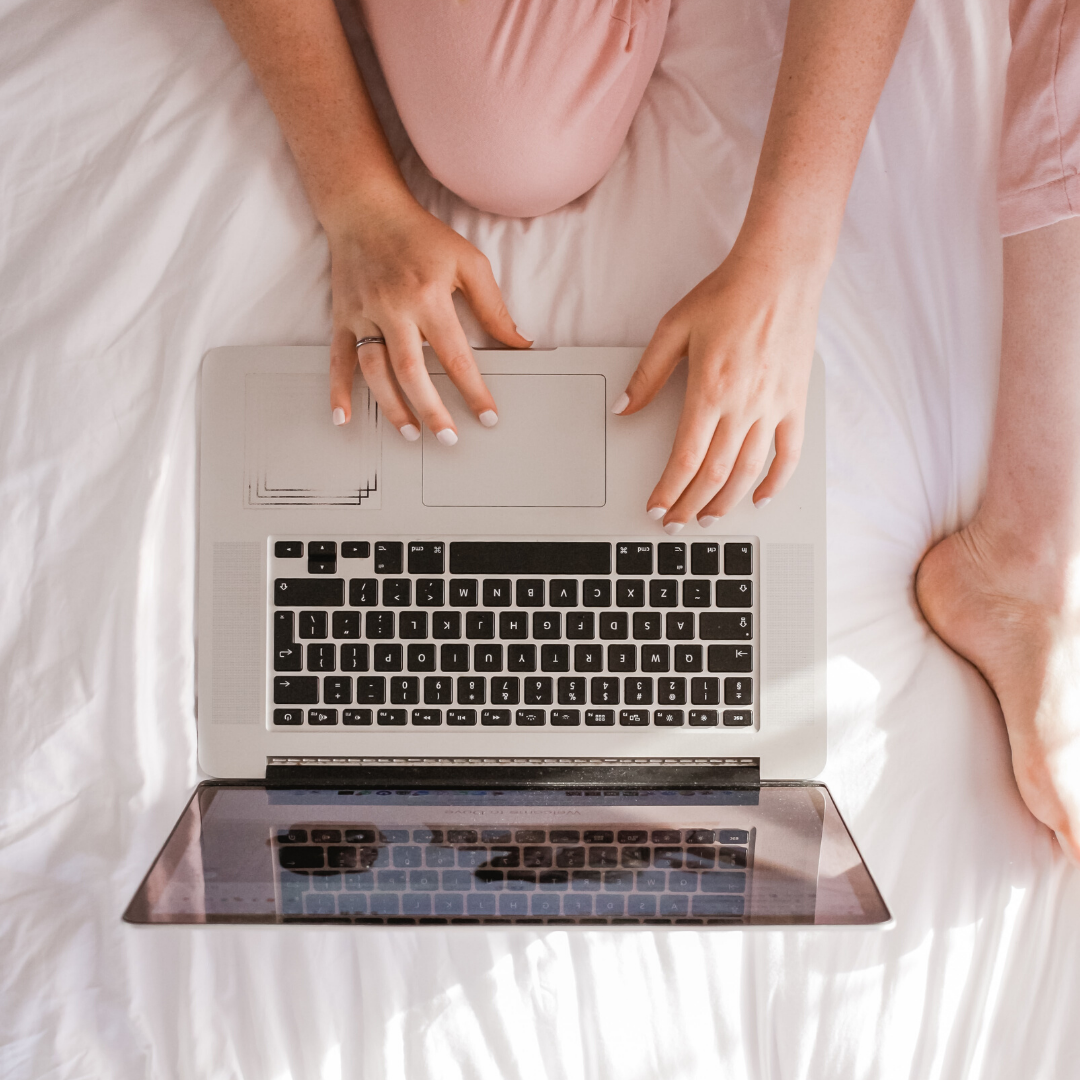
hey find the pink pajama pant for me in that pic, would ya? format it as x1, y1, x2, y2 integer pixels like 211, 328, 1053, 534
357, 0, 670, 218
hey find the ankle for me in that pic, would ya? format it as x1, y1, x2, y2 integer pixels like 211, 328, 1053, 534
960, 515, 1073, 610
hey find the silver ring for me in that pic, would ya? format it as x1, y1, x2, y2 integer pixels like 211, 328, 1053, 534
355, 336, 386, 350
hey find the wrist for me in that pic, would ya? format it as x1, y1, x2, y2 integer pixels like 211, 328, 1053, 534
315, 170, 419, 238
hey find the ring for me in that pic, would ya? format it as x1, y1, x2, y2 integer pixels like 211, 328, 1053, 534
355, 336, 386, 350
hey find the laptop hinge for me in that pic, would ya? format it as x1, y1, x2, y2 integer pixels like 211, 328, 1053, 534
264, 756, 760, 790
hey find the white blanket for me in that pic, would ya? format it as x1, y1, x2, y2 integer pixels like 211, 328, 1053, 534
3, 0, 1078, 1076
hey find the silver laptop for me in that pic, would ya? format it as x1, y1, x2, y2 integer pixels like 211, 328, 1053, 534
124, 346, 889, 927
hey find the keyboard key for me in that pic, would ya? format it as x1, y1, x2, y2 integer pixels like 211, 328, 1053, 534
447, 709, 477, 725
689, 709, 719, 726
590, 677, 620, 705
666, 613, 695, 640
382, 579, 411, 607
522, 844, 551, 864
356, 677, 386, 704
324, 676, 352, 704
432, 611, 461, 639
691, 677, 720, 705
691, 543, 720, 575
517, 579, 544, 606
275, 578, 344, 607
408, 541, 444, 575
308, 541, 337, 575
654, 847, 682, 869
649, 580, 679, 607
633, 612, 662, 640
565, 612, 594, 639
708, 645, 753, 672
299, 611, 328, 639
619, 709, 650, 726
424, 676, 453, 704
524, 677, 553, 705
657, 542, 686, 575
599, 613, 628, 640
723, 709, 753, 726
390, 676, 419, 704
481, 708, 511, 725
343, 709, 373, 725
407, 644, 436, 671
474, 644, 503, 671
274, 676, 318, 704
654, 710, 684, 726
699, 613, 753, 640
657, 677, 686, 705
365, 611, 393, 639
675, 644, 703, 671
273, 612, 302, 671
641, 645, 669, 672
624, 678, 653, 705
441, 644, 469, 671
308, 708, 338, 725
275, 540, 303, 558
516, 709, 545, 726
415, 579, 444, 607
686, 847, 715, 870
279, 846, 323, 869
685, 829, 714, 845
724, 543, 753, 575
342, 541, 370, 559
398, 612, 427, 638
490, 677, 519, 704
724, 677, 753, 705
273, 708, 304, 725
374, 542, 403, 574
607, 644, 636, 672
616, 543, 653, 575
682, 581, 711, 607
549, 580, 578, 607
411, 709, 442, 726
616, 580, 645, 607
349, 578, 377, 606
717, 830, 749, 844
716, 580, 753, 608
373, 643, 402, 671
466, 612, 495, 639
483, 579, 512, 607
540, 644, 569, 671
551, 709, 581, 726
717, 847, 748, 868
585, 709, 615, 726
555, 847, 585, 868
499, 612, 528, 639
575, 645, 603, 671
449, 579, 478, 606
508, 644, 537, 671
332, 611, 360, 639
533, 612, 561, 639
582, 580, 611, 607
458, 677, 486, 704
377, 708, 407, 725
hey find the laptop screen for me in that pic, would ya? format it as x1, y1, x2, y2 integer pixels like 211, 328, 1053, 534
125, 782, 888, 927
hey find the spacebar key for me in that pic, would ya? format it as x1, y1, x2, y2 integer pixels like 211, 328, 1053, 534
274, 578, 344, 606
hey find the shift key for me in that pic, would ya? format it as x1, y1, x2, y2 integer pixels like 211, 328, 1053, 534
274, 578, 344, 606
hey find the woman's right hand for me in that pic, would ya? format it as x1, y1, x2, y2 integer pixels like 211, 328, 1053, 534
326, 193, 531, 442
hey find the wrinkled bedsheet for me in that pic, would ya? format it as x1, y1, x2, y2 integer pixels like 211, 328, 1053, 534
2, 0, 1078, 1076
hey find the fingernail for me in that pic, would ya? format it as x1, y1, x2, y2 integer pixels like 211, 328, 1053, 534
479, 410, 499, 428
515, 326, 534, 342
698, 515, 718, 528
647, 506, 667, 521
332, 407, 346, 426
400, 424, 421, 442
436, 428, 459, 446
611, 392, 629, 415
663, 522, 684, 536
754, 497, 772, 509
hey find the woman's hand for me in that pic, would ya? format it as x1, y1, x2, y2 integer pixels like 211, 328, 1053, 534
327, 194, 531, 442
614, 249, 823, 530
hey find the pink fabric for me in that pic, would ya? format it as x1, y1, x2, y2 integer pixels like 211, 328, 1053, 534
999, 0, 1080, 234
358, 0, 670, 218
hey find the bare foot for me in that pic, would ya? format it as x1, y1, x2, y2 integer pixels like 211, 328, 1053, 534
916, 524, 1080, 863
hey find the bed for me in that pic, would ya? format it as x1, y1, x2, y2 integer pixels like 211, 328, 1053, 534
3, 0, 1079, 1076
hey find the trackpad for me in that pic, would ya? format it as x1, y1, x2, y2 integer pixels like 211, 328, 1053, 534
422, 374, 606, 507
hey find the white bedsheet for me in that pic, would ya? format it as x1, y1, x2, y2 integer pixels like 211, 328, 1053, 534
2, 0, 1078, 1076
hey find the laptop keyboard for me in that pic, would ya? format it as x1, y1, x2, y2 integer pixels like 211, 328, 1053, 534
275, 822, 753, 923
269, 538, 755, 730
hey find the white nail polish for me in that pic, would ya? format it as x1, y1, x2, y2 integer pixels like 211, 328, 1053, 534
400, 424, 421, 442
647, 506, 667, 521
697, 515, 718, 528
611, 392, 629, 415
436, 428, 459, 446
754, 497, 772, 509
515, 326, 535, 342
479, 410, 499, 428
663, 522, 684, 535
332, 407, 346, 426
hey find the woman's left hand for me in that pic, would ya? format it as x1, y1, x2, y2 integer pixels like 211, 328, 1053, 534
614, 248, 824, 530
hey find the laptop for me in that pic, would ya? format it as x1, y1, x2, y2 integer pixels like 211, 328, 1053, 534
124, 345, 890, 927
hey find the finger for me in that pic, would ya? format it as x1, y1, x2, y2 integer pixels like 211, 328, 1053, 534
354, 338, 420, 439
665, 415, 749, 525
613, 313, 687, 417
330, 326, 359, 425
457, 253, 533, 347
383, 320, 459, 443
420, 301, 499, 425
697, 420, 774, 523
752, 412, 804, 506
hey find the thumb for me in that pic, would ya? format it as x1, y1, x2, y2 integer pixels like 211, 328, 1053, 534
458, 254, 532, 348
615, 313, 687, 416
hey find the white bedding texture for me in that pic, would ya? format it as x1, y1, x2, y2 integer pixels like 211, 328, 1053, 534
2, 0, 1079, 1076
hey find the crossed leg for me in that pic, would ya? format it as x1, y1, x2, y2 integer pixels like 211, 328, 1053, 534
916, 216, 1080, 862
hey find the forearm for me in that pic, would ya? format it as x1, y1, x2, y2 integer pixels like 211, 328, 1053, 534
736, 0, 915, 273
212, 0, 413, 229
